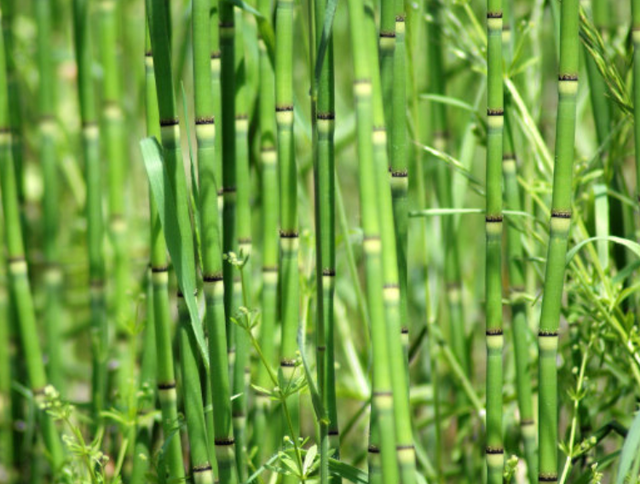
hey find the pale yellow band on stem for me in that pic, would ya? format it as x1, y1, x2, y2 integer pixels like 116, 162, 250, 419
538, 335, 558, 351
152, 271, 169, 284
158, 387, 177, 403
276, 110, 294, 126
558, 79, 578, 96
486, 452, 504, 468
486, 334, 503, 350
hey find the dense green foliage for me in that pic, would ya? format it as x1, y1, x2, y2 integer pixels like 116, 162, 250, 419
2, 1, 640, 483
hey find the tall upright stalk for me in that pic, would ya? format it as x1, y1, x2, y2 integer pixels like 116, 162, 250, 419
538, 0, 579, 481
192, 0, 238, 480
313, 0, 339, 479
0, 240, 13, 480
484, 0, 504, 481
72, 0, 108, 422
98, 0, 131, 403
346, 1, 399, 483
35, 0, 64, 394
633, 0, 640, 203
275, 0, 300, 466
0, 18, 64, 473
143, 21, 186, 483
232, 10, 251, 481
364, 2, 416, 483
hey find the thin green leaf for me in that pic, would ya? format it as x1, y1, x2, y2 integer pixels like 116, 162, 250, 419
615, 410, 640, 484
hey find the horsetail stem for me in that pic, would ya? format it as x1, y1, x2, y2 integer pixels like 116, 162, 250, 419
98, 0, 131, 405
143, 20, 185, 482
485, 0, 504, 481
253, 0, 278, 465
35, 0, 64, 394
192, 0, 238, 480
347, 1, 399, 483
538, 0, 579, 481
275, 0, 301, 465
633, 0, 640, 200
72, 0, 108, 423
0, 14, 64, 471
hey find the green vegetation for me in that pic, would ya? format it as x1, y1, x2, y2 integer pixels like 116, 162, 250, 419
2, 1, 640, 484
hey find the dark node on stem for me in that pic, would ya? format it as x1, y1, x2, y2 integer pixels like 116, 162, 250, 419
275, 105, 293, 112
487, 109, 504, 116
363, 234, 381, 242
446, 281, 461, 290
151, 265, 169, 273
82, 121, 98, 129
485, 215, 503, 223
502, 25, 511, 31
328, 430, 339, 436
390, 169, 408, 178
558, 74, 578, 82
367, 445, 380, 454
384, 283, 399, 289
159, 117, 179, 127
379, 30, 396, 38
262, 266, 278, 273
177, 288, 198, 298
90, 279, 105, 289
211, 51, 221, 59
40, 114, 56, 123
238, 237, 252, 244
396, 444, 415, 450
195, 116, 215, 125
485, 447, 504, 454
0, 126, 10, 134
222, 186, 237, 194
551, 210, 571, 219
353, 78, 370, 86
538, 329, 559, 337
317, 112, 335, 120
144, 50, 153, 57
317, 345, 326, 352
7, 255, 25, 263
214, 438, 236, 446
235, 113, 248, 120
280, 358, 296, 367
487, 11, 503, 18
193, 464, 213, 473
521, 418, 534, 426
395, 14, 405, 22
261, 146, 276, 153
486, 328, 503, 336
322, 268, 336, 276
539, 474, 558, 482
279, 230, 299, 238
228, 348, 236, 354
503, 153, 515, 161
218, 21, 234, 28
137, 408, 150, 416
157, 381, 177, 390
203, 272, 224, 282
372, 125, 386, 132
401, 327, 409, 334
232, 411, 245, 418
372, 390, 393, 396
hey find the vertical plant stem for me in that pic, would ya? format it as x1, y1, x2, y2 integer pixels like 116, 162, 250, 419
0, 20, 64, 474
633, 0, 640, 205
35, 0, 64, 394
485, 0, 504, 481
232, 10, 251, 481
364, 2, 416, 483
192, 0, 238, 480
143, 15, 185, 484
72, 0, 108, 423
313, 0, 338, 480
275, 0, 300, 472
98, 0, 131, 405
253, 0, 278, 466
538, 0, 579, 481
346, 1, 399, 483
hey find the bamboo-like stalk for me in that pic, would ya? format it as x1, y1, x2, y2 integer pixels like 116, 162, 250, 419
177, 295, 215, 484
485, 0, 505, 481
347, 1, 399, 483
427, 0, 467, 374
0, 254, 13, 479
502, 136, 536, 483
232, 10, 251, 481
129, 272, 157, 484
72, 0, 108, 423
0, 20, 64, 474
210, 0, 223, 215
192, 0, 238, 480
35, 0, 64, 394
253, 0, 278, 465
313, 0, 339, 479
98, 0, 131, 404
538, 0, 580, 481
364, 2, 416, 483
143, 17, 185, 484
275, 0, 300, 467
